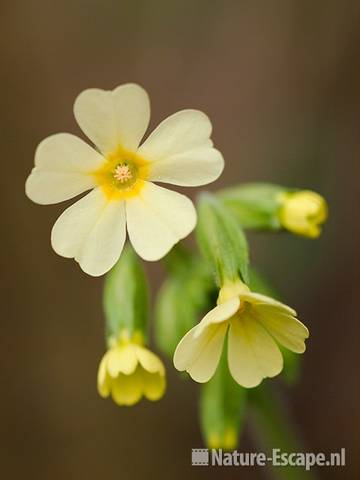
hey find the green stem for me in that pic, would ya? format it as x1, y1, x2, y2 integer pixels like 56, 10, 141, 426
249, 384, 318, 480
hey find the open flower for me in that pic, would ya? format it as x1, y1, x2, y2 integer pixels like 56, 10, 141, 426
278, 190, 328, 238
98, 334, 166, 406
174, 281, 309, 388
25, 84, 224, 276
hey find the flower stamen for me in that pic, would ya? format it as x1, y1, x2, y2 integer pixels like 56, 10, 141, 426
113, 163, 133, 183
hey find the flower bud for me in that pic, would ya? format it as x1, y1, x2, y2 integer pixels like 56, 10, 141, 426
278, 190, 328, 238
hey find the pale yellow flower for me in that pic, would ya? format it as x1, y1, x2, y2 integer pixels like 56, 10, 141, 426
26, 84, 224, 276
278, 190, 328, 238
174, 281, 309, 388
98, 335, 166, 406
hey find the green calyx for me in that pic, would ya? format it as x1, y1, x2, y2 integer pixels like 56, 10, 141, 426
103, 244, 149, 344
196, 192, 249, 286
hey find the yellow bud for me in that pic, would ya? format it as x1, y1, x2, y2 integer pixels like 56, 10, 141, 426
278, 190, 328, 238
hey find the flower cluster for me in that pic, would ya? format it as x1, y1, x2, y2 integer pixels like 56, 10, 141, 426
26, 83, 327, 437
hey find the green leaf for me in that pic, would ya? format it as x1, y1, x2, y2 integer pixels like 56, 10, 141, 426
200, 346, 247, 450
196, 192, 250, 286
103, 244, 149, 342
218, 182, 286, 230
154, 249, 215, 358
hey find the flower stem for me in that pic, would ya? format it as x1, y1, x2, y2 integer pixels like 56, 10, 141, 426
248, 384, 318, 480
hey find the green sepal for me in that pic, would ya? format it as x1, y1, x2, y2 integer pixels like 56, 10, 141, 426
200, 346, 247, 450
103, 244, 149, 343
154, 248, 215, 358
196, 192, 249, 286
248, 268, 301, 385
218, 182, 287, 230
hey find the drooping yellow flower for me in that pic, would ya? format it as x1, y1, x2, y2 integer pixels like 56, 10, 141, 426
98, 334, 166, 406
25, 84, 224, 276
174, 281, 309, 388
278, 190, 328, 238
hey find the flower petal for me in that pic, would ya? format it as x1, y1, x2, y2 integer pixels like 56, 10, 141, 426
74, 83, 150, 155
126, 182, 196, 261
26, 133, 104, 204
136, 347, 165, 375
142, 370, 166, 401
139, 110, 213, 159
242, 292, 297, 316
111, 369, 143, 406
254, 306, 309, 354
107, 345, 138, 377
228, 315, 283, 388
146, 145, 224, 187
97, 354, 111, 398
51, 188, 126, 276
173, 322, 227, 383
195, 297, 240, 337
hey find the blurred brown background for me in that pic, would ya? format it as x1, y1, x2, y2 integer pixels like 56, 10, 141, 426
1, 0, 359, 479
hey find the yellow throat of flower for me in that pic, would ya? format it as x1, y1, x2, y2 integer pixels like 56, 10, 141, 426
93, 146, 150, 200
217, 279, 250, 304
